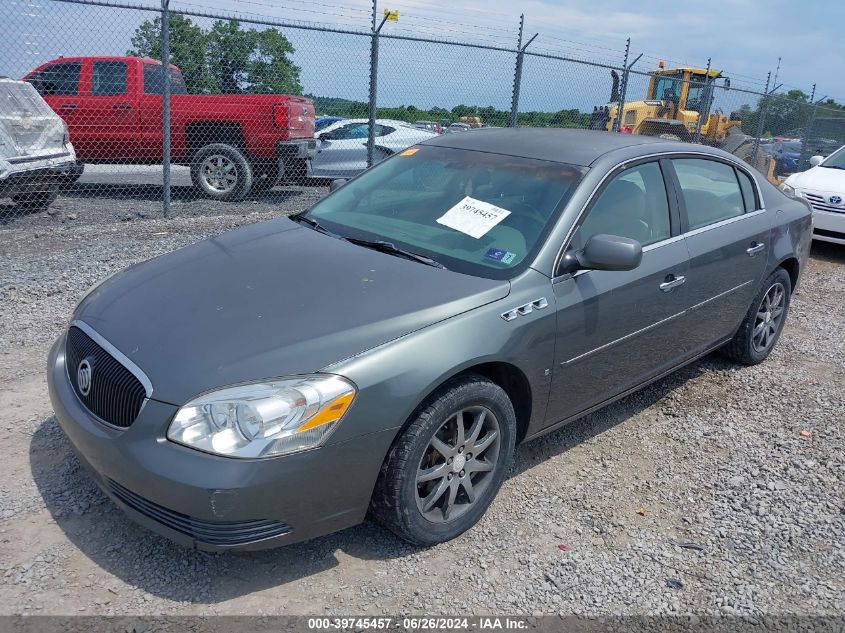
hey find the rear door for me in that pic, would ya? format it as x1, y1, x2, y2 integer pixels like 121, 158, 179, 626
74, 60, 141, 160
667, 156, 770, 355
546, 159, 692, 424
27, 61, 84, 144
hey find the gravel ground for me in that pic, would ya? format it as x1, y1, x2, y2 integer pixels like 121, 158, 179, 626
0, 177, 843, 618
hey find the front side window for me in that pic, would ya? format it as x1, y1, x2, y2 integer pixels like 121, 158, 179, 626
29, 61, 81, 96
331, 123, 368, 140
673, 158, 745, 230
304, 145, 585, 278
576, 162, 671, 248
92, 61, 127, 96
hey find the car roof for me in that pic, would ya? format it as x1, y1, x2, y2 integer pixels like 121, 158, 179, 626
420, 128, 672, 166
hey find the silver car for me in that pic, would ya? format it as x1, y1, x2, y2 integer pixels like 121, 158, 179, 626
0, 77, 77, 212
308, 118, 436, 179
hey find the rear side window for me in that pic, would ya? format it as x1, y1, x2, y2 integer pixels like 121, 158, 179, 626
142, 65, 188, 95
736, 168, 759, 211
92, 61, 126, 96
672, 159, 745, 230
577, 161, 671, 247
29, 61, 81, 96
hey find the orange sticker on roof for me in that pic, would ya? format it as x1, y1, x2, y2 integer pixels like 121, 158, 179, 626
400, 148, 419, 156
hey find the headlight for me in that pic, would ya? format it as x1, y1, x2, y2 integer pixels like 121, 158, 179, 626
167, 375, 356, 459
779, 182, 796, 196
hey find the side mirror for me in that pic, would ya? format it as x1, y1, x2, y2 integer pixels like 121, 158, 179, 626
329, 178, 347, 192
558, 234, 643, 275
810, 155, 824, 167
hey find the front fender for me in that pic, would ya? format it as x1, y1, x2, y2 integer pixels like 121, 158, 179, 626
323, 269, 555, 447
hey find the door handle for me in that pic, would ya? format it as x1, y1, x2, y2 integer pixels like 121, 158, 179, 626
59, 103, 78, 110
747, 242, 765, 256
112, 103, 133, 110
660, 275, 686, 292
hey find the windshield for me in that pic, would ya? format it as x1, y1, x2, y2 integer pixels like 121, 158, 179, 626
651, 72, 683, 101
821, 145, 845, 169
303, 145, 585, 279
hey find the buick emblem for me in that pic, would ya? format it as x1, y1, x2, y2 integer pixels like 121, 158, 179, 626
77, 359, 92, 396
830, 195, 843, 205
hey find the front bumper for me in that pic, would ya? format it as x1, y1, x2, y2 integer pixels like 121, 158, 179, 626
47, 334, 395, 551
812, 209, 845, 245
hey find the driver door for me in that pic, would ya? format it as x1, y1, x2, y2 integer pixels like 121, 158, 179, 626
545, 159, 692, 425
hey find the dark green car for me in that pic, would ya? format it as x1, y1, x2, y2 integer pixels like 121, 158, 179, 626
48, 129, 812, 550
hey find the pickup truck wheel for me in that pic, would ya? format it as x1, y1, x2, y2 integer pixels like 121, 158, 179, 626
191, 143, 253, 201
12, 190, 59, 214
370, 374, 516, 546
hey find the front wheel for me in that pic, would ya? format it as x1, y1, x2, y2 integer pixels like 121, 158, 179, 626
723, 268, 792, 365
370, 374, 516, 546
190, 143, 253, 201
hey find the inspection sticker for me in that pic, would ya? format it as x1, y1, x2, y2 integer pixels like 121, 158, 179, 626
400, 148, 419, 156
484, 247, 517, 264
436, 196, 511, 239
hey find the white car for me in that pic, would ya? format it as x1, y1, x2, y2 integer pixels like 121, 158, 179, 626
0, 77, 77, 212
308, 118, 436, 179
781, 146, 845, 245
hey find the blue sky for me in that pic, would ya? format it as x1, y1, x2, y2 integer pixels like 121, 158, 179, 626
4, 0, 843, 114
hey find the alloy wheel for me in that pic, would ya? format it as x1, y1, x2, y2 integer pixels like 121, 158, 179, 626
200, 154, 238, 193
752, 282, 786, 353
415, 406, 501, 523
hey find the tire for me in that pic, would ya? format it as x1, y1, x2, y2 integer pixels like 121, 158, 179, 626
60, 162, 85, 187
190, 143, 253, 201
12, 190, 58, 214
370, 374, 516, 546
252, 163, 280, 192
723, 267, 792, 365
282, 158, 309, 185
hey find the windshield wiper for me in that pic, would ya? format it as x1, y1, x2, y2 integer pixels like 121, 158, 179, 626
290, 213, 342, 238
345, 237, 448, 270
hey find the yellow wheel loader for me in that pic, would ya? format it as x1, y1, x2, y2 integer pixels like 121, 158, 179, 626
588, 65, 775, 181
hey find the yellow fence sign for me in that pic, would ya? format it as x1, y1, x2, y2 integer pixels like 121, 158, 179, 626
383, 9, 399, 21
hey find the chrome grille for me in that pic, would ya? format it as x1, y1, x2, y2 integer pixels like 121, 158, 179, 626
66, 326, 146, 428
804, 192, 845, 214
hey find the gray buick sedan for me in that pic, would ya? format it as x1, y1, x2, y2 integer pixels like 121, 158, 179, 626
48, 129, 812, 550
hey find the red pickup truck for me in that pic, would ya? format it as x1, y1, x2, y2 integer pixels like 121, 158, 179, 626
24, 56, 316, 200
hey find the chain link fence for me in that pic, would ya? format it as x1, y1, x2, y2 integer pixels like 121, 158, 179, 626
1, 0, 844, 222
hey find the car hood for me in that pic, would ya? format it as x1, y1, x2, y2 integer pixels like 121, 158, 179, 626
789, 166, 845, 194
75, 218, 509, 405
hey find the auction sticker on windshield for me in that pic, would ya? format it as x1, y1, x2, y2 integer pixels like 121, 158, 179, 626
437, 196, 511, 239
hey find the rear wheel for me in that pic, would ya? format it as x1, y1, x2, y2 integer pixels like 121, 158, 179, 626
370, 374, 516, 546
12, 190, 58, 213
723, 268, 792, 365
190, 143, 253, 201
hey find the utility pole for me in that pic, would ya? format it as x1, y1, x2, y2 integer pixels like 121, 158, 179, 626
161, 0, 171, 218
366, 1, 393, 167
508, 14, 537, 128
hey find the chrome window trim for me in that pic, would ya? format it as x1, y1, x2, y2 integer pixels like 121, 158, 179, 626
70, 319, 153, 398
684, 208, 767, 237
552, 149, 766, 276
551, 233, 685, 284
